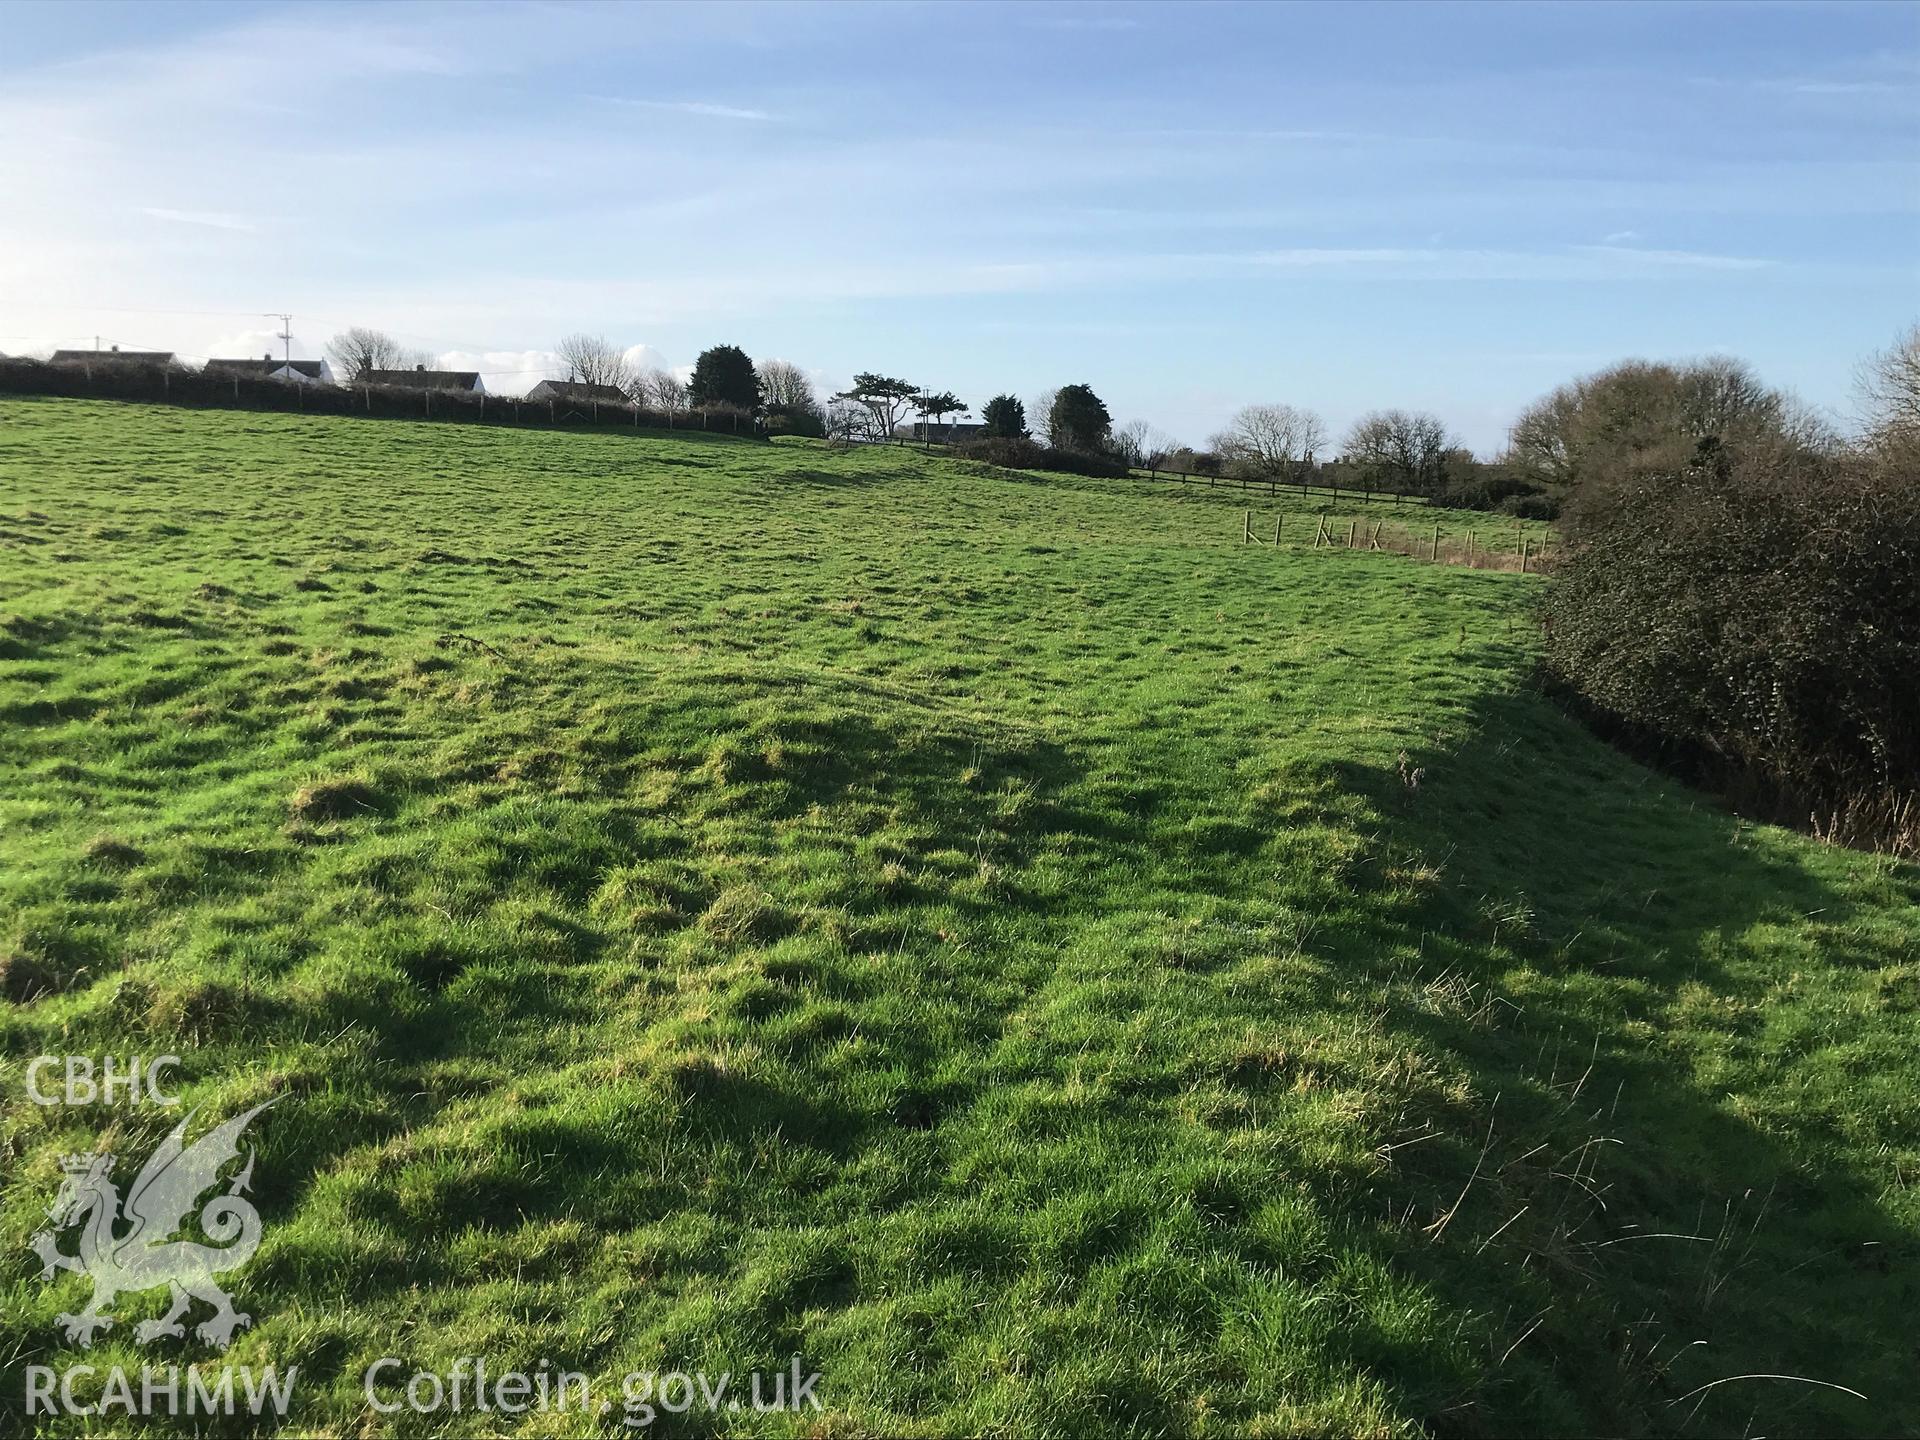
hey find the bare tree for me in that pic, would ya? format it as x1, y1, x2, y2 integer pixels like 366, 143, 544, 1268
1029, 389, 1060, 448
1112, 420, 1181, 469
1507, 357, 1797, 490
1144, 433, 1185, 470
1342, 409, 1456, 494
1210, 403, 1328, 479
824, 397, 868, 446
756, 359, 819, 413
1507, 384, 1583, 487
1112, 420, 1152, 468
638, 368, 689, 412
1857, 322, 1920, 440
326, 327, 428, 383
556, 333, 634, 392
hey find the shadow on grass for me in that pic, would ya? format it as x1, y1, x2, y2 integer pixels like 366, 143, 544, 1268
1321, 682, 1917, 1436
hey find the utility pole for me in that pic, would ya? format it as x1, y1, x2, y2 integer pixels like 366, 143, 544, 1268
266, 313, 292, 369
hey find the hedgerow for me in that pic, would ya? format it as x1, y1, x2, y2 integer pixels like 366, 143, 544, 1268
1541, 435, 1920, 852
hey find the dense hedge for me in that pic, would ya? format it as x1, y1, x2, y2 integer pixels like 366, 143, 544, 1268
1436, 470, 1557, 516
956, 435, 1132, 479
0, 358, 762, 437
1541, 437, 1920, 850
1498, 492, 1559, 520
763, 403, 825, 439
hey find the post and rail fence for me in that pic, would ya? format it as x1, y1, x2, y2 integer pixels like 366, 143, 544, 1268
1237, 506, 1556, 572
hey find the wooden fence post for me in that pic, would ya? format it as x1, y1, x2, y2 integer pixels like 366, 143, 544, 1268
1431, 523, 1440, 562
1346, 518, 1356, 549
1521, 538, 1531, 573
1243, 510, 1253, 544
1467, 530, 1475, 566
1273, 515, 1282, 546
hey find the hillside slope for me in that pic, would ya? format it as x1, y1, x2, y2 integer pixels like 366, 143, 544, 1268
1, 398, 1914, 1437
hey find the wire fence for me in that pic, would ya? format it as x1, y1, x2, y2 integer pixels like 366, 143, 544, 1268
1236, 507, 1555, 571
1136, 464, 1434, 507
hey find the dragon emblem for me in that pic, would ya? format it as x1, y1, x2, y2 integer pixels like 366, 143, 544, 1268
30, 1102, 274, 1349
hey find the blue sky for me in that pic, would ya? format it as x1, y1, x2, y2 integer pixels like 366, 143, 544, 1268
1, 0, 1913, 450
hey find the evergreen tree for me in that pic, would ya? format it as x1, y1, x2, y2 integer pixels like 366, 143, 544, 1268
981, 394, 1027, 439
1049, 383, 1112, 453
688, 344, 761, 409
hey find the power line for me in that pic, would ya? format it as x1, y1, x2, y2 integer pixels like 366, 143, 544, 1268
266, 313, 293, 369
0, 301, 282, 320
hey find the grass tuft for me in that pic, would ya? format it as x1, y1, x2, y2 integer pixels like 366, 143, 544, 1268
289, 774, 381, 823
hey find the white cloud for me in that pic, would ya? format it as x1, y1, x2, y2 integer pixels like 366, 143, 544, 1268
1790, 81, 1898, 96
1022, 15, 1141, 31
1603, 229, 1641, 244
205, 327, 318, 363
1571, 244, 1773, 272
432, 349, 567, 396
424, 345, 682, 396
141, 207, 258, 232
599, 98, 776, 121
620, 342, 673, 375
1239, 245, 1776, 278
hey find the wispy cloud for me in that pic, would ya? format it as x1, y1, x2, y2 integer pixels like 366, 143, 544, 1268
140, 207, 258, 232
1790, 80, 1900, 96
1693, 69, 1914, 101
1572, 244, 1774, 272
598, 97, 777, 121
1603, 229, 1642, 244
1228, 245, 1777, 279
1022, 15, 1141, 31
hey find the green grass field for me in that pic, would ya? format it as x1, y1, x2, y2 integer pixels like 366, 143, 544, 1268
1, 397, 1914, 1437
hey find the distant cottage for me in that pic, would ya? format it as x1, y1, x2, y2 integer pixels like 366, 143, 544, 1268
50, 346, 179, 367
894, 420, 986, 442
360, 365, 485, 394
526, 379, 631, 406
207, 354, 336, 385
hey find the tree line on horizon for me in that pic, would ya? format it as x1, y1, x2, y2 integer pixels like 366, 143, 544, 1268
325, 323, 1917, 528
